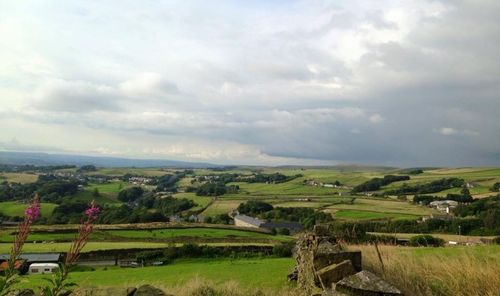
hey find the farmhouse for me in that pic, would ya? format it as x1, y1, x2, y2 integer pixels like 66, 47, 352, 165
234, 214, 264, 228
429, 200, 458, 214
233, 214, 304, 233
0, 253, 63, 265
0, 260, 25, 274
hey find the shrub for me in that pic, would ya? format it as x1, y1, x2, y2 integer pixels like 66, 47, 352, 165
272, 242, 294, 257
409, 235, 445, 247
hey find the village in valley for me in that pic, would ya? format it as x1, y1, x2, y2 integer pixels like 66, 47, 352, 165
1, 0, 499, 295
0, 160, 498, 295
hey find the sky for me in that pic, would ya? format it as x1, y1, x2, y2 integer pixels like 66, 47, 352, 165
0, 0, 499, 166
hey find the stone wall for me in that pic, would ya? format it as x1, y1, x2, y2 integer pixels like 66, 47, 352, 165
289, 225, 403, 296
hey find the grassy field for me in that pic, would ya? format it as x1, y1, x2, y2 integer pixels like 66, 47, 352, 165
0, 201, 57, 218
370, 232, 497, 243
0, 227, 290, 244
201, 200, 242, 216
0, 242, 172, 253
352, 244, 500, 296
322, 197, 437, 220
14, 258, 295, 291
0, 172, 38, 183
87, 181, 129, 194
69, 190, 121, 204
0, 241, 278, 253
332, 209, 419, 220
173, 192, 213, 212
378, 167, 500, 197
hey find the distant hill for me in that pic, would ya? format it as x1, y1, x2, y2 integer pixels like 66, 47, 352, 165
0, 151, 217, 168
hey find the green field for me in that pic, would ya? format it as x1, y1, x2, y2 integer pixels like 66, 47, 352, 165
173, 192, 213, 212
14, 258, 295, 291
0, 201, 57, 218
333, 210, 419, 220
201, 200, 242, 216
0, 227, 290, 244
69, 190, 122, 204
321, 197, 436, 220
0, 241, 277, 253
0, 172, 38, 184
87, 181, 129, 194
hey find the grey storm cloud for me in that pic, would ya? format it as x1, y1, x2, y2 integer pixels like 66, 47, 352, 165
0, 0, 499, 166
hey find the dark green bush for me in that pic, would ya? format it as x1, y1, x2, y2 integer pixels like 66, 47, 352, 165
409, 235, 445, 247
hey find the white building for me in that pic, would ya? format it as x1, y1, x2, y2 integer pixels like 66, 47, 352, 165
233, 214, 264, 228
429, 200, 459, 214
29, 263, 59, 274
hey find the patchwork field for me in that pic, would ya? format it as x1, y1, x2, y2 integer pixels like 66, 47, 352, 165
0, 227, 290, 244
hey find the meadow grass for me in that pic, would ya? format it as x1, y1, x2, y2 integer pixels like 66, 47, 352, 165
323, 197, 436, 216
201, 200, 242, 216
87, 181, 129, 193
14, 258, 295, 291
332, 209, 419, 220
0, 201, 57, 218
0, 227, 290, 243
173, 192, 213, 211
369, 232, 497, 243
271, 201, 331, 208
352, 244, 500, 296
0, 172, 38, 183
68, 190, 122, 204
0, 241, 278, 253
104, 228, 291, 241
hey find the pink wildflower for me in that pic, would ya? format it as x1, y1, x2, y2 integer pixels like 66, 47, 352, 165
65, 200, 100, 267
4, 194, 41, 286
24, 198, 41, 222
84, 201, 100, 221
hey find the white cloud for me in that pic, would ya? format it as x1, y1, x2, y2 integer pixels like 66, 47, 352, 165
369, 113, 384, 123
436, 127, 458, 136
434, 127, 479, 137
0, 0, 499, 166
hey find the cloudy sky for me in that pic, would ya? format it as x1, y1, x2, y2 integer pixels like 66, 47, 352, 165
0, 0, 499, 166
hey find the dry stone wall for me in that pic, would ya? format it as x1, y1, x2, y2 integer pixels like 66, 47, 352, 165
289, 225, 403, 296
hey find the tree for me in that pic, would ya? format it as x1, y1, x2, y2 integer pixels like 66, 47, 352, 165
237, 201, 273, 215
461, 185, 471, 198
118, 187, 144, 202
93, 188, 100, 197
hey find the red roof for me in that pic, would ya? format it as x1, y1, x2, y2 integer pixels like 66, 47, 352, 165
0, 260, 24, 271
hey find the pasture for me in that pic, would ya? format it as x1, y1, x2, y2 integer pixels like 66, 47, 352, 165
14, 258, 295, 291
0, 201, 57, 218
0, 172, 38, 184
201, 200, 242, 216
173, 192, 213, 212
332, 210, 419, 220
322, 197, 437, 220
0, 226, 290, 244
